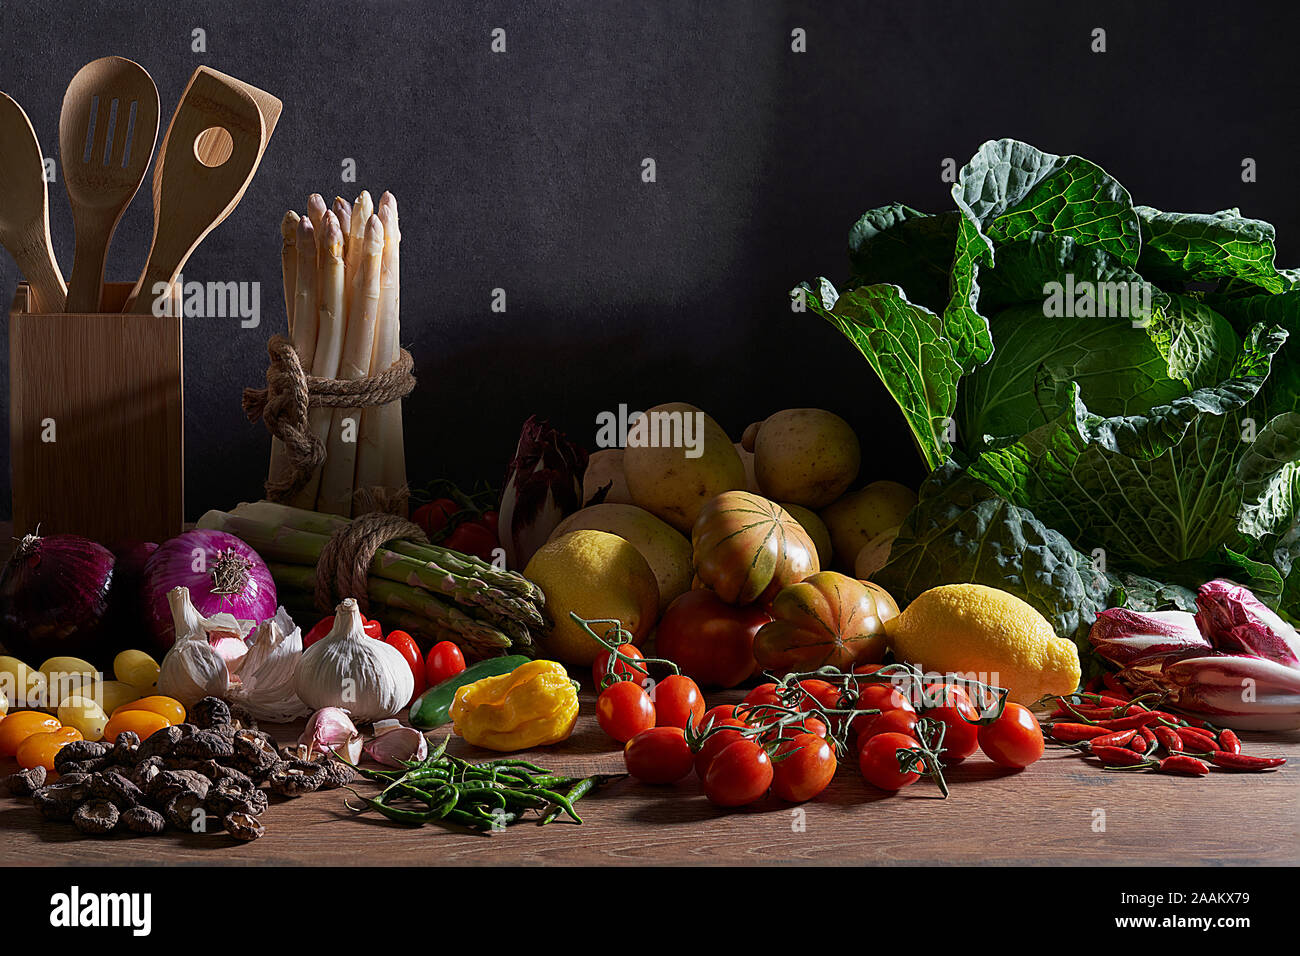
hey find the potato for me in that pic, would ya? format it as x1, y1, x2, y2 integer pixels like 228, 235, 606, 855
735, 443, 761, 493
754, 408, 861, 508
583, 448, 632, 506
854, 525, 900, 580
623, 402, 746, 532
781, 503, 833, 568
741, 420, 763, 452
550, 503, 693, 612
820, 481, 917, 569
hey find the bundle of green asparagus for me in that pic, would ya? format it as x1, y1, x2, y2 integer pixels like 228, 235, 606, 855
196, 501, 546, 659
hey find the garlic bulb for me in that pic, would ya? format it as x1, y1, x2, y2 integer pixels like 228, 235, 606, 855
158, 587, 232, 708
230, 606, 309, 722
295, 599, 413, 721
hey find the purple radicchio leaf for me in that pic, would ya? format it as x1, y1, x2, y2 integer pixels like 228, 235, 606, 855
1194, 578, 1300, 669
498, 415, 588, 568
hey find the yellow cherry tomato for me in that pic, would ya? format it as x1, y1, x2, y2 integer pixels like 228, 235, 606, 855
16, 728, 82, 772
38, 657, 98, 711
102, 709, 169, 744
57, 695, 110, 742
0, 710, 63, 757
113, 695, 186, 726
95, 681, 142, 718
113, 650, 160, 693
0, 656, 47, 710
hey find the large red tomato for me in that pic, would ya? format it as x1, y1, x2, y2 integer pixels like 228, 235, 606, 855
691, 492, 819, 605
655, 589, 770, 688
753, 572, 898, 674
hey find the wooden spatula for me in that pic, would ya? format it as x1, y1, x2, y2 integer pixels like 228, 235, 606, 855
0, 90, 67, 312
125, 67, 280, 314
60, 56, 160, 312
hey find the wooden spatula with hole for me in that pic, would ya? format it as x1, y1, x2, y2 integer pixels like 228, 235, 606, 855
60, 56, 161, 312
0, 90, 67, 312
124, 67, 281, 314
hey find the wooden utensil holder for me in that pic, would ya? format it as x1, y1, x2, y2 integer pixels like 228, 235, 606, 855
9, 280, 183, 544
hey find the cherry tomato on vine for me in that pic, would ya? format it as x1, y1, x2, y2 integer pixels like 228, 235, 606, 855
425, 641, 467, 687
304, 614, 382, 649
921, 681, 973, 710
478, 510, 500, 533
443, 522, 498, 562
693, 717, 748, 779
926, 693, 980, 762
702, 704, 739, 726
591, 644, 649, 690
704, 738, 773, 807
855, 707, 918, 749
597, 681, 656, 743
413, 498, 458, 539
383, 630, 426, 706
624, 727, 694, 783
653, 674, 705, 730
859, 732, 925, 792
851, 683, 915, 738
797, 679, 843, 712
761, 715, 828, 745
772, 732, 837, 802
977, 703, 1045, 768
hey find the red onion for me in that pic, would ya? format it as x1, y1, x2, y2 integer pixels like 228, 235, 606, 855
0, 533, 116, 663
141, 530, 277, 652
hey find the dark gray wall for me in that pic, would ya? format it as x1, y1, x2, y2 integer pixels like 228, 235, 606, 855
3, 0, 1299, 523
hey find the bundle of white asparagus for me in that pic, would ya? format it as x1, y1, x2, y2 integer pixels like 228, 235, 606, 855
268, 190, 406, 517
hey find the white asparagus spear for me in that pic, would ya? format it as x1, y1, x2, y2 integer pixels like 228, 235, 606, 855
354, 193, 405, 500
290, 216, 319, 373
267, 216, 320, 493
343, 190, 372, 304
306, 193, 327, 234
280, 211, 299, 335
332, 196, 352, 257
291, 212, 346, 510
317, 213, 384, 516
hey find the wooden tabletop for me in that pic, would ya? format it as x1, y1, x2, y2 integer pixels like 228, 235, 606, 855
2, 526, 1297, 866
2, 689, 1297, 867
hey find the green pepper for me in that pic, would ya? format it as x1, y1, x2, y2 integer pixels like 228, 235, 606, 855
408, 654, 532, 729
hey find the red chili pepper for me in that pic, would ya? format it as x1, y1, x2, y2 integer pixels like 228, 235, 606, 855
1176, 728, 1221, 753
1178, 715, 1214, 730
1157, 754, 1209, 776
1218, 729, 1242, 755
1153, 726, 1184, 752
1128, 732, 1148, 752
1137, 726, 1158, 754
1092, 695, 1133, 709
1209, 752, 1285, 772
1089, 728, 1138, 748
1046, 722, 1111, 742
1090, 745, 1151, 767
1093, 712, 1163, 731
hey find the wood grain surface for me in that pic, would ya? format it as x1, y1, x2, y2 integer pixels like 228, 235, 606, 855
2, 691, 1297, 867
9, 284, 183, 543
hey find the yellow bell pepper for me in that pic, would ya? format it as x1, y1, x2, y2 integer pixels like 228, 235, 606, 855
450, 659, 579, 752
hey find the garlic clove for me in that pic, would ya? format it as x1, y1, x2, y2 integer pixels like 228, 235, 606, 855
300, 706, 363, 763
230, 606, 309, 722
364, 726, 428, 768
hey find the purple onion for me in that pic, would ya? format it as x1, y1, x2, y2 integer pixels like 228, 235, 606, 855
0, 533, 116, 663
141, 530, 276, 653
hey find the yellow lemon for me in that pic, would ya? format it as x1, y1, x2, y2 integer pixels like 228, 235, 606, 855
525, 530, 660, 666
885, 583, 1080, 704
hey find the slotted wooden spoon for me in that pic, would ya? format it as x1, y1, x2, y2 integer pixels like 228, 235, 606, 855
60, 56, 160, 312
125, 67, 280, 314
0, 90, 66, 312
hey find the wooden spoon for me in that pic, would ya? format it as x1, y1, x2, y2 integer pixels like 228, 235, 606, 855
125, 68, 277, 314
60, 56, 160, 312
0, 90, 66, 312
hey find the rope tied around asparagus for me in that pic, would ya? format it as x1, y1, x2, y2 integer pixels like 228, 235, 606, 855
242, 335, 416, 502
314, 511, 429, 615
